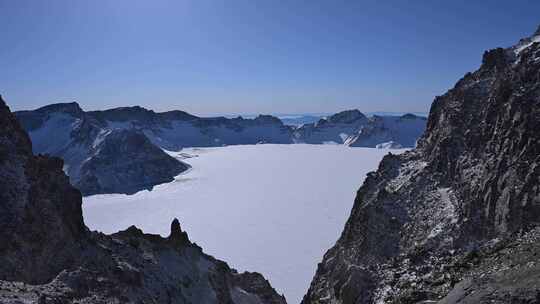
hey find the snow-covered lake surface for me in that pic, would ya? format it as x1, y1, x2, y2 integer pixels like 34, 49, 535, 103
83, 144, 404, 303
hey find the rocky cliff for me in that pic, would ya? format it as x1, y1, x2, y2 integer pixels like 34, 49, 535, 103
302, 29, 540, 304
0, 96, 286, 304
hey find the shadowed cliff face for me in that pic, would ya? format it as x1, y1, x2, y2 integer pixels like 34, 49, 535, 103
419, 46, 540, 239
0, 95, 286, 304
302, 29, 540, 304
0, 97, 86, 283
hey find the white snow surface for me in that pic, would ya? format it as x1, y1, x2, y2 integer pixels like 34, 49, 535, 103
29, 113, 80, 154
514, 35, 540, 54
83, 144, 404, 303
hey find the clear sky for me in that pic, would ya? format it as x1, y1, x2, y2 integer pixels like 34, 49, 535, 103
1, 0, 539, 116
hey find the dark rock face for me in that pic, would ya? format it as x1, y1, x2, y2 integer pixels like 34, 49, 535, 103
76, 129, 189, 196
0, 96, 286, 304
302, 29, 540, 304
0, 99, 85, 284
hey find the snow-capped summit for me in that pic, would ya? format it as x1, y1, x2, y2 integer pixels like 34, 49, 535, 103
293, 110, 426, 147
15, 106, 191, 196
512, 25, 540, 55
347, 114, 426, 148
292, 109, 369, 144
253, 114, 285, 125
33, 101, 84, 116
326, 109, 367, 124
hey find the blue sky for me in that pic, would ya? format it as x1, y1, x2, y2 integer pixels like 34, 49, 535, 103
1, 0, 539, 116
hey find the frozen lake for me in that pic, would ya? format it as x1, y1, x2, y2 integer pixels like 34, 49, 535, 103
83, 144, 401, 303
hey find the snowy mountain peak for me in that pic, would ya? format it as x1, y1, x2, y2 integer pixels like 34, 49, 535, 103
159, 110, 198, 121
327, 109, 367, 124
254, 114, 285, 125
512, 25, 540, 55
34, 102, 84, 117
294, 110, 425, 147
89, 105, 157, 123
399, 113, 420, 120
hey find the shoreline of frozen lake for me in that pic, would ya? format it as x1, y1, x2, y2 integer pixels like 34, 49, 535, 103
83, 144, 405, 303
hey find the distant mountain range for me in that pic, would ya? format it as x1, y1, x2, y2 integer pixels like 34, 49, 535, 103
293, 110, 426, 148
225, 112, 428, 127
15, 104, 426, 195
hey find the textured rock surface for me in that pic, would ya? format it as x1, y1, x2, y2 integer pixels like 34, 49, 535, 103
0, 96, 286, 304
302, 29, 540, 304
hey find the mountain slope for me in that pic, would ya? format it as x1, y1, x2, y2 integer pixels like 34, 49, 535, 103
0, 96, 286, 304
302, 28, 540, 304
15, 104, 295, 195
76, 129, 189, 195
16, 104, 190, 195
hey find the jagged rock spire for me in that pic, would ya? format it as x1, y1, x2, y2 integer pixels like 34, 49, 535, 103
171, 218, 182, 236
169, 218, 190, 245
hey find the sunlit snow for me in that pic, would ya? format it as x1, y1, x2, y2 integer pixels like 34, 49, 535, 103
83, 144, 404, 303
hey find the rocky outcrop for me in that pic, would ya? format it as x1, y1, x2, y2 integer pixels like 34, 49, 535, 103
302, 28, 540, 304
293, 110, 426, 148
0, 96, 286, 304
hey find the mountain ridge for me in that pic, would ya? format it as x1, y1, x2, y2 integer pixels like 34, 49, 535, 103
301, 26, 540, 304
16, 103, 425, 149
15, 104, 426, 195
